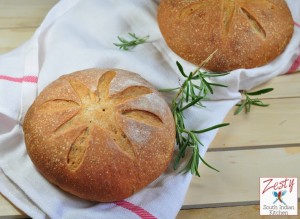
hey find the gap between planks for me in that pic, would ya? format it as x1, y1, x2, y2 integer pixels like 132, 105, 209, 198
177, 204, 300, 219
0, 0, 58, 28
242, 72, 300, 99
210, 97, 300, 150
0, 0, 299, 218
208, 143, 300, 152
0, 0, 58, 55
183, 147, 300, 207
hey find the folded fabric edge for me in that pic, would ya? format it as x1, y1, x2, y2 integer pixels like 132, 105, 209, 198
0, 168, 46, 219
19, 0, 83, 123
1, 0, 299, 218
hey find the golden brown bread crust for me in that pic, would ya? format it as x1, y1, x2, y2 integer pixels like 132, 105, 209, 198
23, 68, 175, 202
157, 0, 294, 72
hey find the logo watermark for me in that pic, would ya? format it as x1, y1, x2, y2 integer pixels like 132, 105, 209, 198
260, 177, 298, 216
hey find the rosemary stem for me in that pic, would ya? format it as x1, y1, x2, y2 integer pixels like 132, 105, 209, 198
174, 49, 218, 103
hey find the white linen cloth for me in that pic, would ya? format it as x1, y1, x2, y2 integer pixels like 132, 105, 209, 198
0, 0, 300, 218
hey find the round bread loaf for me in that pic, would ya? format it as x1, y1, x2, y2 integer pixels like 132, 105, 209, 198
157, 0, 294, 72
23, 68, 175, 202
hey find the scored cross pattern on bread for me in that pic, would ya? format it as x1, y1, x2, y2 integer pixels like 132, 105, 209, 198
23, 69, 175, 202
47, 71, 158, 170
180, 0, 276, 39
158, 0, 294, 71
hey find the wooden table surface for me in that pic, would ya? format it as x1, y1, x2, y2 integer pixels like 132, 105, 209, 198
1, 1, 299, 218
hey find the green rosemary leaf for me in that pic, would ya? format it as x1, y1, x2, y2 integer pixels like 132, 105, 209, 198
191, 123, 230, 134
191, 83, 201, 90
201, 77, 214, 94
118, 36, 126, 42
202, 72, 230, 78
161, 58, 229, 177
234, 88, 273, 115
182, 146, 200, 177
191, 152, 201, 177
187, 72, 193, 80
245, 102, 251, 113
190, 82, 197, 99
193, 133, 203, 146
199, 154, 219, 172
191, 74, 200, 80
176, 61, 187, 77
183, 156, 197, 176
186, 82, 190, 102
209, 82, 228, 88
246, 88, 274, 96
177, 110, 185, 129
175, 130, 183, 149
128, 32, 138, 39
159, 87, 180, 92
234, 100, 246, 115
252, 101, 269, 107
178, 95, 184, 109
173, 139, 189, 170
114, 32, 149, 51
179, 96, 203, 112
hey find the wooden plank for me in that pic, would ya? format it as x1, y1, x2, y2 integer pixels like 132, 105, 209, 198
250, 72, 300, 99
210, 97, 300, 150
0, 28, 36, 54
7, 149, 298, 216
0, 0, 299, 219
0, 0, 58, 55
183, 147, 300, 207
0, 1, 55, 218
0, 0, 58, 29
1, 95, 298, 214
0, 194, 26, 218
177, 204, 300, 219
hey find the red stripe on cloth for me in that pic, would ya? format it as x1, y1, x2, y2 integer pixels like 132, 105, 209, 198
0, 75, 38, 83
288, 54, 300, 73
295, 21, 300, 28
115, 200, 157, 219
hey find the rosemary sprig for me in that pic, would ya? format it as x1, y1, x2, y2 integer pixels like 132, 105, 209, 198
161, 53, 230, 176
114, 33, 149, 50
234, 88, 274, 115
